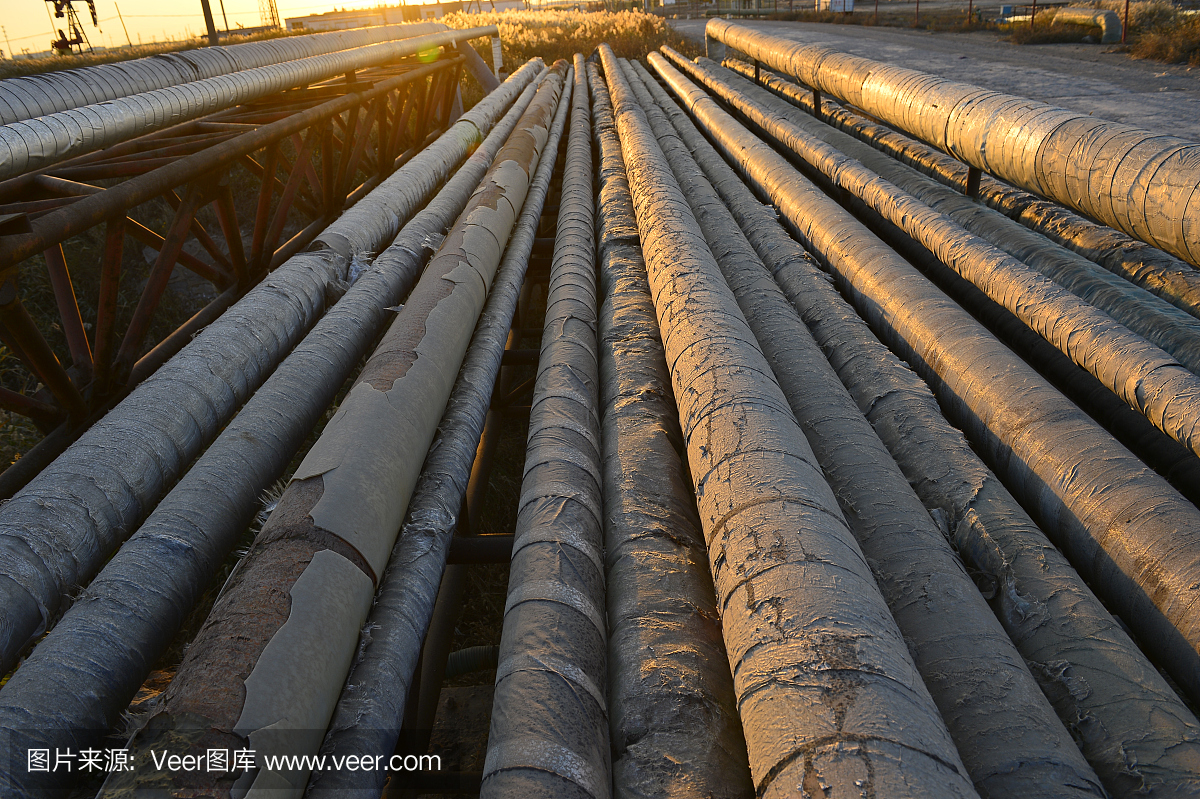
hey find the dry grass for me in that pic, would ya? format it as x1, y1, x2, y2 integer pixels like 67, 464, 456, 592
1005, 19, 1102, 43
1130, 9, 1200, 63
443, 8, 703, 74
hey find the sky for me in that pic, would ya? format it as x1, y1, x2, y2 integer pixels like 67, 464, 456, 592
2, 1, 428, 55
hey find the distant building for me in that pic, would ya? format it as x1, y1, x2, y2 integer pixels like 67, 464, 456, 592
285, 3, 467, 31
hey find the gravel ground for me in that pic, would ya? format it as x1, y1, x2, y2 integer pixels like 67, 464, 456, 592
670, 18, 1200, 139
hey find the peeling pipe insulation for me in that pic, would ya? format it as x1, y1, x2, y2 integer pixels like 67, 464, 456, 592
638, 52, 1200, 799
723, 59, 1200, 323
705, 20, 1200, 267
481, 56, 610, 799
0, 22, 447, 124
624, 58, 1103, 799
650, 52, 1200, 707
0, 57, 544, 682
601, 45, 978, 799
0, 64, 546, 798
704, 60, 1200, 385
586, 61, 753, 799
0, 25, 500, 180
304, 59, 569, 799
660, 54, 1200, 467
675, 56, 1200, 500
98, 62, 568, 799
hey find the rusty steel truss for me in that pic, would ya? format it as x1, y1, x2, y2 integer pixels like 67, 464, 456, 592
0, 51, 463, 482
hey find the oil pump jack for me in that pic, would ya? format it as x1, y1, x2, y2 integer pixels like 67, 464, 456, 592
48, 0, 99, 55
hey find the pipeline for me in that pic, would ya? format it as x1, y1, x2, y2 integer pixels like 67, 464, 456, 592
587, 60, 753, 798
704, 19, 1200, 267
96, 61, 567, 799
625, 56, 1102, 799
639, 52, 1200, 798
0, 22, 447, 125
0, 58, 543, 680
303, 58, 569, 799
602, 44, 977, 799
1053, 7, 1123, 42
676, 55, 1200, 498
0, 64, 547, 799
660, 51, 1200, 468
722, 57, 1200, 321
708, 59, 1200, 380
650, 50, 1200, 706
480, 56, 611, 798
0, 25, 499, 180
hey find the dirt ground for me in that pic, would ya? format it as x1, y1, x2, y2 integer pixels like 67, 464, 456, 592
670, 18, 1200, 139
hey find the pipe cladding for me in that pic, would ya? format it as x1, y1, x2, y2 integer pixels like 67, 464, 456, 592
705, 19, 1200, 267
0, 62, 547, 799
641, 52, 1200, 798
626, 56, 1104, 799
652, 46, 1200, 707
481, 56, 611, 799
94, 61, 568, 799
602, 44, 978, 799
0, 58, 545, 685
587, 59, 753, 799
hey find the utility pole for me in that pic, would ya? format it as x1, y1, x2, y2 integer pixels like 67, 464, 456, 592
114, 3, 132, 46
219, 0, 230, 33
199, 0, 220, 45
1, 26, 11, 58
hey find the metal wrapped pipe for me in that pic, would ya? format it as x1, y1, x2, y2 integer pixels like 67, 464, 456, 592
0, 23, 447, 125
0, 58, 544, 681
681, 54, 1200, 497
98, 61, 567, 799
650, 50, 1200, 706
303, 59, 568, 799
706, 57, 1200, 382
1053, 8, 1123, 42
660, 49, 1200, 465
587, 61, 753, 799
705, 19, 1200, 267
480, 56, 610, 799
0, 64, 547, 799
625, 57, 1102, 799
0, 25, 499, 180
601, 44, 977, 799
723, 57, 1200, 322
639, 51, 1200, 799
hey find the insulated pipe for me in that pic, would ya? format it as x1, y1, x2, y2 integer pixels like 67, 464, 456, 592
600, 44, 977, 799
0, 22, 447, 125
704, 58, 1200, 383
661, 50, 1200, 466
1054, 8, 1123, 42
0, 58, 544, 681
638, 52, 1200, 798
689, 76, 1200, 500
98, 62, 568, 799
0, 25, 500, 180
722, 58, 1200, 322
480, 55, 610, 799
680, 56, 1200, 495
625, 57, 1103, 799
0, 65, 547, 799
587, 61, 753, 799
650, 52, 1200, 705
704, 19, 1200, 267
303, 59, 569, 799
